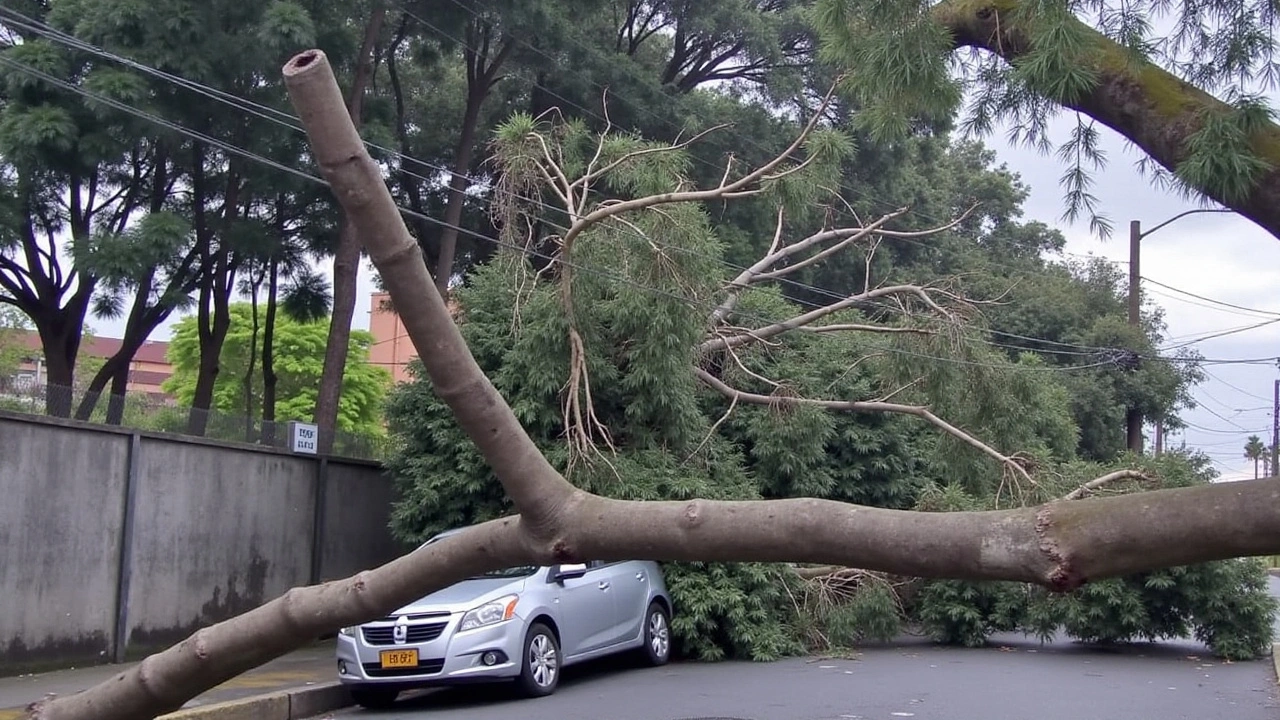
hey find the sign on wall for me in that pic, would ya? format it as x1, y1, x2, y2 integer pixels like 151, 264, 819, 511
289, 421, 319, 455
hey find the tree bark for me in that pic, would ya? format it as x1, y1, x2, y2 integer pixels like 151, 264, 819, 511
931, 0, 1280, 239
261, 257, 280, 445
27, 46, 1280, 720
187, 167, 243, 437
243, 268, 263, 443
312, 4, 386, 454
3, 183, 98, 416
32, 304, 88, 417
433, 23, 514, 296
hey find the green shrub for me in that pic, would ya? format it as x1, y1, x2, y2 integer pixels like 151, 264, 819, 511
913, 580, 1029, 647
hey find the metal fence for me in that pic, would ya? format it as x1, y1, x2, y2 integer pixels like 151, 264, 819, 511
0, 378, 392, 462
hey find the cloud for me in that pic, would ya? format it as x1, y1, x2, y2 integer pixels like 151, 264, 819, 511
989, 106, 1280, 481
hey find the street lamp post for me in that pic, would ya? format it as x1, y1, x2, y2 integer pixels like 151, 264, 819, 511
1126, 207, 1233, 454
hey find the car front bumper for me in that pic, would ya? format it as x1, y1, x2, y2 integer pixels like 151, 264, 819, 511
336, 616, 525, 687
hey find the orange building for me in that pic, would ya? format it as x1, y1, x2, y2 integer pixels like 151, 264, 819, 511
8, 330, 174, 399
366, 291, 461, 385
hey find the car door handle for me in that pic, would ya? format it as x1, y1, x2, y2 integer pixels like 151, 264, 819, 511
635, 572, 645, 580
598, 581, 611, 590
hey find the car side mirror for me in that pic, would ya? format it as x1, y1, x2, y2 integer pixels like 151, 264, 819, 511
552, 563, 588, 582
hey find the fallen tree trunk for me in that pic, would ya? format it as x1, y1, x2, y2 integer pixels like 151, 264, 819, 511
26, 48, 1280, 720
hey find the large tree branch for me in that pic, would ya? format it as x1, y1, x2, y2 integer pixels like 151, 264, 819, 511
558, 81, 840, 255
31, 47, 1280, 720
1060, 469, 1153, 501
701, 284, 961, 353
931, 0, 1280, 239
280, 51, 576, 528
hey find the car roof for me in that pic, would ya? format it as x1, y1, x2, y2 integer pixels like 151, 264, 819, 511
419, 526, 467, 548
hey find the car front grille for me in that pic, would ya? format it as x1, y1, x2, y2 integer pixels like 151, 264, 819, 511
361, 622, 448, 646
362, 658, 446, 677
378, 611, 449, 622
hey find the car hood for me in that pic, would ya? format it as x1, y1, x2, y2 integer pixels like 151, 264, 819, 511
387, 576, 530, 616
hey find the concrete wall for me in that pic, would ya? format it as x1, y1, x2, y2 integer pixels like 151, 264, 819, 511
0, 412, 411, 672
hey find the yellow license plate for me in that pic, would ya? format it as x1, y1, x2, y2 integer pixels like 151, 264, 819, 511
379, 649, 419, 669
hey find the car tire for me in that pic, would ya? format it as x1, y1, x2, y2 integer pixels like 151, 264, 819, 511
516, 622, 561, 697
640, 601, 672, 666
349, 686, 400, 710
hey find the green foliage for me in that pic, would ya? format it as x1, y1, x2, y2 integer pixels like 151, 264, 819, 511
162, 303, 391, 435
906, 454, 1277, 660
811, 0, 1280, 234
386, 103, 1230, 662
664, 561, 803, 661
914, 580, 1029, 647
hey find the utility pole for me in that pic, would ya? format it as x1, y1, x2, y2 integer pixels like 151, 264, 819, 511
1155, 418, 1163, 455
1124, 209, 1233, 457
1126, 220, 1143, 453
1272, 379, 1278, 477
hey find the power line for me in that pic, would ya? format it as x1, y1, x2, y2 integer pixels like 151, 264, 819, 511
1144, 276, 1280, 318
1202, 369, 1275, 403
0, 51, 1131, 377
2, 12, 1270, 375
0, 6, 938, 323
8, 5, 1202, 370
0, 8, 1144, 363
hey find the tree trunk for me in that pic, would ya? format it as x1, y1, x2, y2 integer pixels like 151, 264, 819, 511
243, 269, 263, 443
386, 17, 434, 257
433, 91, 481, 296
74, 329, 152, 422
312, 4, 386, 455
933, 0, 1280, 239
262, 258, 280, 445
187, 164, 243, 437
432, 24, 514, 296
104, 363, 130, 425
8, 214, 96, 417
34, 306, 88, 417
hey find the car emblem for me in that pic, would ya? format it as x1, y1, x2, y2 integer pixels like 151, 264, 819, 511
393, 617, 408, 645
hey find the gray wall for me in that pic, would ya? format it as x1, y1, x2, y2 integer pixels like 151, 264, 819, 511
0, 412, 410, 673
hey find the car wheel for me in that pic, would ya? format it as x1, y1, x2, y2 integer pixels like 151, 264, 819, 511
349, 686, 400, 710
641, 601, 671, 666
516, 622, 561, 697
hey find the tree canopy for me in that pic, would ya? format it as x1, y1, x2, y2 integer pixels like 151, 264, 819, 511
812, 0, 1280, 239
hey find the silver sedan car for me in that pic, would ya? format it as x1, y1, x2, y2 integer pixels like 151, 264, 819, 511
335, 529, 674, 709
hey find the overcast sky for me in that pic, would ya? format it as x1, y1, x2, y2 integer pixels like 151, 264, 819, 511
85, 89, 1280, 481
989, 104, 1280, 482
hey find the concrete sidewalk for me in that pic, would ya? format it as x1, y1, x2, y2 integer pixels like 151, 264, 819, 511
0, 642, 345, 720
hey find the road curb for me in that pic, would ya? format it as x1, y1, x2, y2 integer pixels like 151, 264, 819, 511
157, 683, 352, 720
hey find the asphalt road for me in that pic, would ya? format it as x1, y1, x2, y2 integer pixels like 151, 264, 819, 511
325, 632, 1279, 720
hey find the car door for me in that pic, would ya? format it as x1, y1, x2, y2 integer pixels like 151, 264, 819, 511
549, 561, 617, 658
594, 560, 652, 646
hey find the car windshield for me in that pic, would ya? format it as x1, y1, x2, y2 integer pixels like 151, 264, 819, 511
468, 565, 539, 580
421, 533, 539, 580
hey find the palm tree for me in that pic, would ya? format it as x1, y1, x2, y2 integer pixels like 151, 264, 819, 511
1244, 435, 1266, 479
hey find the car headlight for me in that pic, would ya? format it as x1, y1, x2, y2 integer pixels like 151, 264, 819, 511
339, 626, 357, 637
458, 595, 519, 632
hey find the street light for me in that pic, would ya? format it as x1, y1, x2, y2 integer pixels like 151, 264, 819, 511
1126, 207, 1234, 453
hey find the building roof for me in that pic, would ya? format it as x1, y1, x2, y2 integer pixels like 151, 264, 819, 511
15, 329, 171, 364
